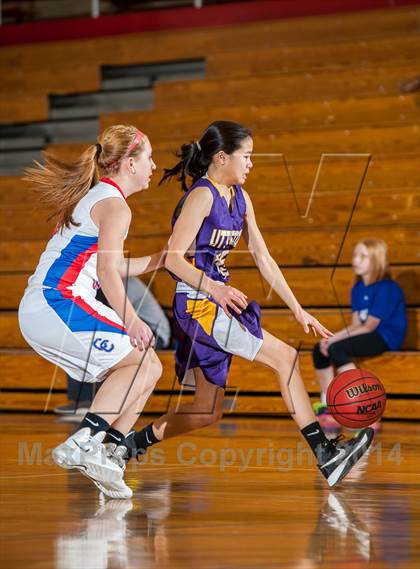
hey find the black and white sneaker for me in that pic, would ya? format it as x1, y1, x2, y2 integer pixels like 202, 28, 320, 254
317, 428, 374, 487
124, 431, 146, 462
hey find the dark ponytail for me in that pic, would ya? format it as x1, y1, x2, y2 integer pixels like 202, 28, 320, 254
160, 140, 211, 192
160, 120, 252, 192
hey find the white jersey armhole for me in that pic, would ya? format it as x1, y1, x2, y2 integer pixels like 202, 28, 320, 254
89, 195, 127, 230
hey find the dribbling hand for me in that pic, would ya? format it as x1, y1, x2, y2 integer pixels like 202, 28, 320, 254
210, 282, 248, 318
294, 308, 333, 339
126, 317, 155, 350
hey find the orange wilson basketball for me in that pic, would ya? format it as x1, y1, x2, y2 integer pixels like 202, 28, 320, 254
327, 369, 386, 428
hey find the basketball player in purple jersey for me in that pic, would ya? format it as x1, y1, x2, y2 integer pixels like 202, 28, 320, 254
126, 121, 374, 487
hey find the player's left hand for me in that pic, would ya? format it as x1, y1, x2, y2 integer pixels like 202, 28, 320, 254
294, 308, 333, 339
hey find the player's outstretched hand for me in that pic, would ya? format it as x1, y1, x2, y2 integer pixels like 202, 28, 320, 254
126, 317, 155, 350
294, 308, 333, 339
210, 282, 248, 318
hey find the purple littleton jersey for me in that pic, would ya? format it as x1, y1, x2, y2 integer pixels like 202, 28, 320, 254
171, 177, 246, 283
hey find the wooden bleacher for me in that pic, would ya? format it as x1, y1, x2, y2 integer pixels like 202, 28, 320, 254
1, 187, 418, 239
2, 62, 418, 124
0, 350, 418, 417
1, 308, 419, 351
1, 7, 418, 73
0, 5, 418, 418
0, 265, 419, 309
0, 5, 419, 123
153, 64, 420, 108
0, 226, 418, 271
101, 93, 420, 134
2, 34, 419, 96
206, 35, 420, 77
4, 152, 418, 193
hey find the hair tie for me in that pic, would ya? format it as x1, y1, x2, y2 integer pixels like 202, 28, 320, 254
195, 140, 202, 152
125, 130, 145, 157
95, 143, 102, 155
108, 130, 146, 169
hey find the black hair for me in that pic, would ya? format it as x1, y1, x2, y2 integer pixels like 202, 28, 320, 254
159, 120, 252, 192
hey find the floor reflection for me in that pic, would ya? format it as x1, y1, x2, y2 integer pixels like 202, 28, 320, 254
304, 486, 411, 568
51, 428, 414, 569
306, 491, 374, 565
55, 479, 175, 569
55, 497, 133, 569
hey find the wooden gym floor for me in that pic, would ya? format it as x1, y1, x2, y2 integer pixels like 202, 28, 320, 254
0, 414, 419, 569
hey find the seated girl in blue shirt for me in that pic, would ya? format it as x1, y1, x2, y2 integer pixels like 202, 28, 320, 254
313, 238, 407, 432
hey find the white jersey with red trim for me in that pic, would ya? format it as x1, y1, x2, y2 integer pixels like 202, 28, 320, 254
27, 178, 125, 300
18, 178, 134, 383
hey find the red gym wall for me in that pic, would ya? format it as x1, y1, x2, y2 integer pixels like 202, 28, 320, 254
1, 0, 419, 46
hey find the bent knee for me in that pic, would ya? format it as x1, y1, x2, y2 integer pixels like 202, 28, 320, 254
196, 397, 224, 427
327, 342, 344, 359
273, 343, 299, 371
143, 349, 163, 382
117, 348, 163, 380
193, 410, 222, 429
327, 341, 351, 366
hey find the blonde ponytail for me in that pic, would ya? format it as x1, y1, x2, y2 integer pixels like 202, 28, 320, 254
24, 124, 146, 232
24, 144, 99, 231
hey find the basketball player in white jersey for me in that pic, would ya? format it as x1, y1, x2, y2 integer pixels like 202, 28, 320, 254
19, 125, 164, 498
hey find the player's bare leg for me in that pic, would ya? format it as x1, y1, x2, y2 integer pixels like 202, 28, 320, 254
53, 348, 162, 499
254, 329, 374, 486
152, 368, 225, 439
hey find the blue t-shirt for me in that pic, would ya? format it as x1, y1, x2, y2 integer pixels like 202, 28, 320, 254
351, 278, 407, 351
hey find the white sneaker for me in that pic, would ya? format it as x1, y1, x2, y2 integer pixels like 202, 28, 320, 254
52, 427, 122, 484
89, 443, 132, 500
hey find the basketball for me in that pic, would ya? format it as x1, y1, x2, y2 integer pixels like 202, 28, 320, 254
327, 369, 386, 428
